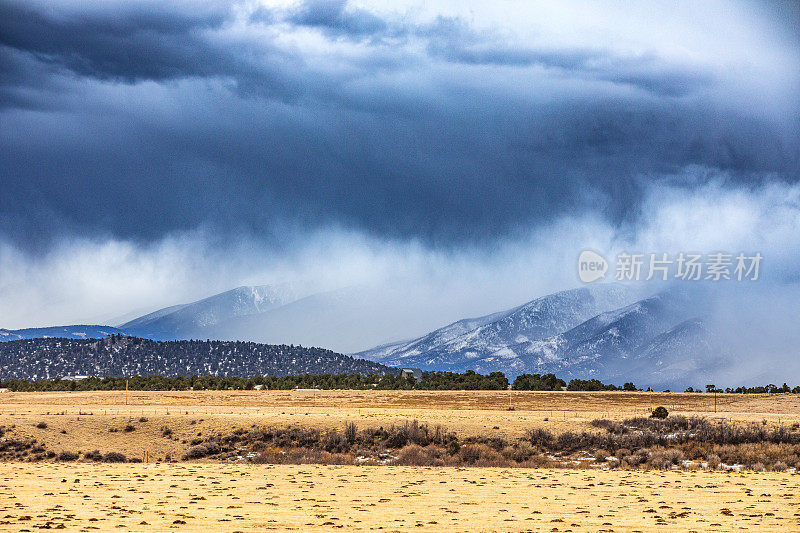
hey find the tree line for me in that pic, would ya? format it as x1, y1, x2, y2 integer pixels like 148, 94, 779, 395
2, 371, 797, 393
0, 371, 508, 392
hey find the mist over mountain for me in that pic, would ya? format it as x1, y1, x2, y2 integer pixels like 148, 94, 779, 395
355, 284, 740, 389
1, 280, 798, 389
356, 284, 642, 371
120, 285, 299, 339
118, 284, 523, 353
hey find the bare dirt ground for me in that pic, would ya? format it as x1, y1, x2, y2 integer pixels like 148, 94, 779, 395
1, 463, 798, 532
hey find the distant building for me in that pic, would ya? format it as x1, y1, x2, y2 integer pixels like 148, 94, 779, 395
60, 375, 90, 381
400, 368, 422, 382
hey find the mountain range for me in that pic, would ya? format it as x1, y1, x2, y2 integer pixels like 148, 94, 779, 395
1, 282, 732, 388
355, 285, 727, 389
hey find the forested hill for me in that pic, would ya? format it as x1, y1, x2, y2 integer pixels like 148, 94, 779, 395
0, 335, 392, 381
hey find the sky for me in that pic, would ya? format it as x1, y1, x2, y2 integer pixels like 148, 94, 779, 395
1, 0, 799, 337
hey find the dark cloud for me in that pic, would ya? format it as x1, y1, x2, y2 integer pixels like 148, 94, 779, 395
288, 0, 389, 37
0, 0, 306, 100
0, 1, 231, 82
0, 0, 798, 250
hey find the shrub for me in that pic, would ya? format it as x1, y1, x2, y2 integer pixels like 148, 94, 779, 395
459, 444, 484, 464
84, 450, 102, 461
615, 448, 631, 460
447, 440, 461, 456
594, 449, 610, 462
459, 443, 504, 465
473, 446, 506, 467
344, 422, 357, 445
526, 428, 554, 448
123, 425, 135, 432
184, 442, 220, 459
57, 451, 79, 462
651, 406, 669, 419
508, 441, 535, 462
102, 452, 127, 463
555, 432, 583, 453
35, 422, 47, 429
647, 450, 671, 469
521, 454, 554, 468
664, 448, 684, 465
322, 430, 348, 453
395, 444, 443, 466
623, 454, 642, 467
707, 454, 721, 469
770, 461, 788, 472
383, 420, 432, 448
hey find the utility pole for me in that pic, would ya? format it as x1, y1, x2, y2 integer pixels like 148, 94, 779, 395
125, 378, 129, 405
714, 389, 717, 413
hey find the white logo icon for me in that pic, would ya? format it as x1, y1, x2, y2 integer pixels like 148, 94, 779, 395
578, 250, 608, 283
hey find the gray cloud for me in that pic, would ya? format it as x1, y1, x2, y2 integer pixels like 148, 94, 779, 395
287, 0, 389, 37
0, 0, 797, 252
0, 1, 231, 82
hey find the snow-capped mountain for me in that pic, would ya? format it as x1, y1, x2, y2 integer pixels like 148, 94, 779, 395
2, 281, 732, 388
355, 284, 641, 370
356, 285, 724, 388
0, 325, 127, 341
514, 289, 724, 386
121, 284, 298, 339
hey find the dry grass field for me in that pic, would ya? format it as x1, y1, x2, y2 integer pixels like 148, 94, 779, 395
1, 390, 799, 531
1, 463, 799, 532
1, 390, 799, 460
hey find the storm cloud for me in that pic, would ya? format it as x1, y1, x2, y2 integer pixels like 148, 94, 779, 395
0, 0, 799, 332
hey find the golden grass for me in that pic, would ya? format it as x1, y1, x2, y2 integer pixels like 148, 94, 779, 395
1, 463, 798, 532
2, 391, 800, 531
1, 390, 799, 461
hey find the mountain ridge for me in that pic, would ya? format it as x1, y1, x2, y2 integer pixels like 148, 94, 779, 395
0, 325, 127, 342
121, 284, 299, 339
355, 285, 725, 388
0, 335, 391, 381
